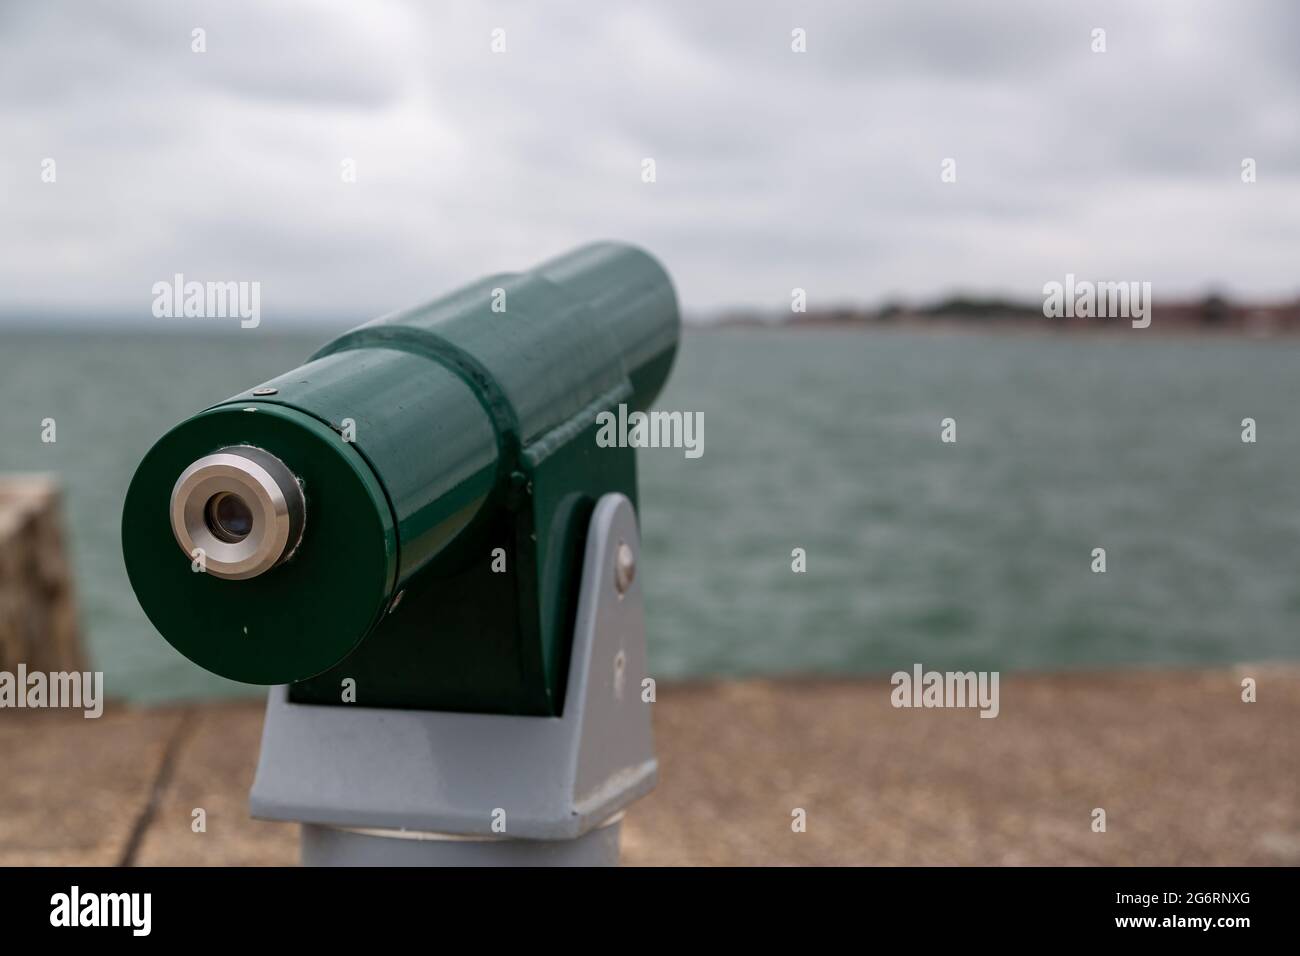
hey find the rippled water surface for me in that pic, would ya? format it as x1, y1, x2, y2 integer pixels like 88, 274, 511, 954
2, 326, 1296, 701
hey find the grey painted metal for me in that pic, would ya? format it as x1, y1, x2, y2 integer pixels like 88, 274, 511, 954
300, 818, 623, 866
249, 492, 656, 861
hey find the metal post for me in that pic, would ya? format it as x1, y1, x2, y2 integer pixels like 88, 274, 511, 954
299, 818, 624, 866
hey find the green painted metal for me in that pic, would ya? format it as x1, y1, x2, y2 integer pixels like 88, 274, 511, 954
121, 242, 679, 715
121, 403, 398, 685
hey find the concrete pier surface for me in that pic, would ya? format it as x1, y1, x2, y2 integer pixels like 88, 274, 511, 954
1, 668, 1295, 866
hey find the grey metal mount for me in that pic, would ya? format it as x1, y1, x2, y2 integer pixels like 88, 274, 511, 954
249, 493, 657, 866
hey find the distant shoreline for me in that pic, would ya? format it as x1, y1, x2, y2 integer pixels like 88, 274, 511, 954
695, 316, 1300, 338
705, 295, 1300, 336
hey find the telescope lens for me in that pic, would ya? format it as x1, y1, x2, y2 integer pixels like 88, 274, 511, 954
205, 492, 254, 543
168, 446, 306, 579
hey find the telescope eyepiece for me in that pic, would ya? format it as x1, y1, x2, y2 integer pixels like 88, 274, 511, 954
205, 491, 255, 542
169, 446, 305, 580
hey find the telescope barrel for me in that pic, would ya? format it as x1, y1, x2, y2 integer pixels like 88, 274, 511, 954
122, 242, 679, 696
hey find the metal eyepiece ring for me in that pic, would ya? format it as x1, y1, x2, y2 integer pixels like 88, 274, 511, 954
169, 446, 305, 580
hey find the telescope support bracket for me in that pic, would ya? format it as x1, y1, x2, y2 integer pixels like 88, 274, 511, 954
249, 492, 657, 865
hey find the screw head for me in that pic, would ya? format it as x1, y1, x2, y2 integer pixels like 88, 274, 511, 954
252, 387, 278, 396
614, 541, 636, 595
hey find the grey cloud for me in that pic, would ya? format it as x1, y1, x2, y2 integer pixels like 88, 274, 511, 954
2, 0, 1299, 324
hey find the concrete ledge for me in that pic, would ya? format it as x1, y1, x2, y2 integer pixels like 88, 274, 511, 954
0, 669, 1294, 866
0, 476, 85, 675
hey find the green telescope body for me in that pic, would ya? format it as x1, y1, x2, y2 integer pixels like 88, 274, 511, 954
122, 243, 679, 716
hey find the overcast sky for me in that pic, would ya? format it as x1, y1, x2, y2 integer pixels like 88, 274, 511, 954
3, 0, 1299, 326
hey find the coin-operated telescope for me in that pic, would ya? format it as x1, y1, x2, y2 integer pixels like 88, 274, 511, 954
122, 243, 679, 865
